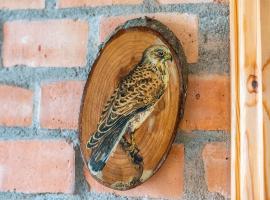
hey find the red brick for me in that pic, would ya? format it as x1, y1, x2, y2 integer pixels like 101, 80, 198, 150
0, 140, 75, 193
0, 0, 45, 10
179, 75, 230, 131
57, 0, 143, 8
3, 20, 89, 67
0, 85, 33, 127
202, 143, 230, 197
156, 0, 229, 3
84, 144, 184, 199
40, 81, 84, 129
99, 13, 198, 63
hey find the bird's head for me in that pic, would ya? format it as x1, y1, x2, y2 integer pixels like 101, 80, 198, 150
143, 45, 173, 65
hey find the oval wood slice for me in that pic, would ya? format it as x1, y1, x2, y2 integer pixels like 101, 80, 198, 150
79, 17, 188, 190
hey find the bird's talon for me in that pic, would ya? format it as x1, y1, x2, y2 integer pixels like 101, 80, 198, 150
131, 152, 143, 164
120, 135, 142, 164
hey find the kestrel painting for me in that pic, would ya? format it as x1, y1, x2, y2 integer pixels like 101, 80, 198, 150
79, 17, 187, 190
86, 45, 172, 175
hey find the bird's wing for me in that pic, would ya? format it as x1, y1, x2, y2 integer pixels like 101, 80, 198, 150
88, 103, 150, 173
87, 65, 161, 149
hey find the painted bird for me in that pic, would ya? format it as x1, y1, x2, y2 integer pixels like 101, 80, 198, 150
86, 45, 172, 175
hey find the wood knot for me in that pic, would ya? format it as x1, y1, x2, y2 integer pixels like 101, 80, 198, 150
247, 75, 258, 93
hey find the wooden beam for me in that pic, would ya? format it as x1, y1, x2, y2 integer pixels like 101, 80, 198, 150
230, 0, 270, 199
261, 0, 270, 199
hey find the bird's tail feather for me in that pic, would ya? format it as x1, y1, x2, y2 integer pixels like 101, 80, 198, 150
88, 122, 129, 174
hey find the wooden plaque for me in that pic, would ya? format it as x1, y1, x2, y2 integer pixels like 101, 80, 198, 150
79, 17, 188, 190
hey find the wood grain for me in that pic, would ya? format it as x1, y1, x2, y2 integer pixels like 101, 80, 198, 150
79, 18, 187, 190
230, 0, 270, 199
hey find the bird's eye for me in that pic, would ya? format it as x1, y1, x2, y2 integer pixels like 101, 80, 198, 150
157, 50, 164, 57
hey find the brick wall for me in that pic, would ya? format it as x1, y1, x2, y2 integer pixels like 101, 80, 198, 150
0, 1, 230, 200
